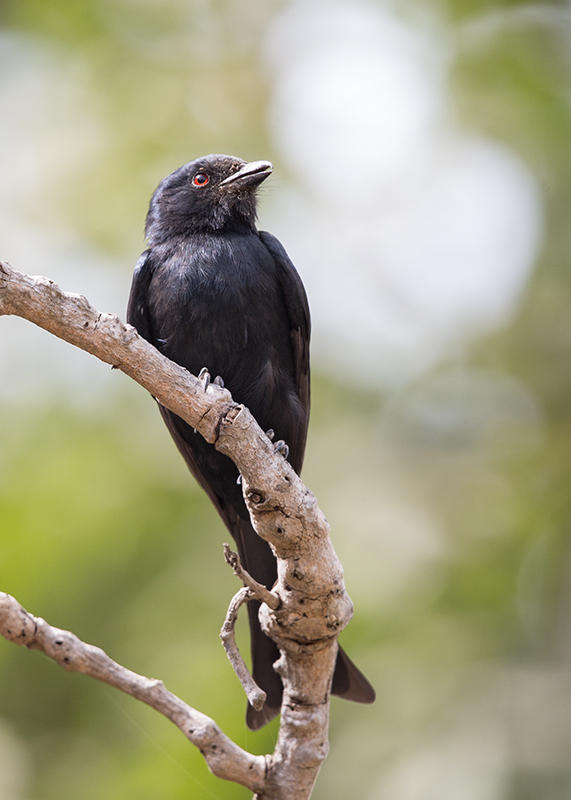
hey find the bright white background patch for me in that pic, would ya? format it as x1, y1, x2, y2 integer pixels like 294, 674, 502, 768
264, 0, 543, 386
0, 3, 544, 398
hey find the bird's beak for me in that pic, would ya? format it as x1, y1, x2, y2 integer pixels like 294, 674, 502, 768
220, 160, 273, 187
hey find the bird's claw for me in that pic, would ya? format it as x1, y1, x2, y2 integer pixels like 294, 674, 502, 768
198, 367, 210, 390
265, 428, 275, 441
198, 368, 224, 391
273, 440, 289, 460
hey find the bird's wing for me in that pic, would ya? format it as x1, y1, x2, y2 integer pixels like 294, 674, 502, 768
126, 248, 283, 727
126, 249, 155, 341
259, 230, 311, 472
127, 249, 241, 537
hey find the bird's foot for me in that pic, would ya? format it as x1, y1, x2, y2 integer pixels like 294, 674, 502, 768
198, 368, 224, 391
198, 367, 210, 390
273, 440, 289, 460
265, 428, 275, 441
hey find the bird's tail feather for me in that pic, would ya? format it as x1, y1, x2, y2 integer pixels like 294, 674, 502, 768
333, 646, 376, 704
233, 511, 375, 729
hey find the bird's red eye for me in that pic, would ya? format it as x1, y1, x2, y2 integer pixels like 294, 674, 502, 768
192, 173, 209, 187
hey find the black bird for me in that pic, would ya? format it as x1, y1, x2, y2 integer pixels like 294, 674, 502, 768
127, 154, 375, 728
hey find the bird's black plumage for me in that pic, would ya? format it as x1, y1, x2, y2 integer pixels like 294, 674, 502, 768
127, 154, 375, 728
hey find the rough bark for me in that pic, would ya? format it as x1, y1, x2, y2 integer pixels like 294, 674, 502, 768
0, 592, 266, 793
0, 260, 355, 799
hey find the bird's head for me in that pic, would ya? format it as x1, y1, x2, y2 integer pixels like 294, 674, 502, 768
145, 154, 273, 243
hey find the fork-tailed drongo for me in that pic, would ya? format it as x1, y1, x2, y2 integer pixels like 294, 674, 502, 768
127, 154, 375, 728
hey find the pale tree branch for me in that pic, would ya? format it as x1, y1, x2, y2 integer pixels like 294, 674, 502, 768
0, 592, 266, 793
220, 587, 267, 711
0, 260, 357, 800
223, 544, 280, 610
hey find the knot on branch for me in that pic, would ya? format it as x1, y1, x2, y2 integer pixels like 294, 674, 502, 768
259, 581, 353, 649
186, 719, 220, 749
47, 631, 78, 667
0, 593, 37, 645
192, 393, 236, 445
222, 404, 243, 425
247, 490, 265, 505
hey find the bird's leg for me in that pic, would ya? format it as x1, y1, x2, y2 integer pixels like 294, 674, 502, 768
198, 366, 210, 390
273, 440, 289, 460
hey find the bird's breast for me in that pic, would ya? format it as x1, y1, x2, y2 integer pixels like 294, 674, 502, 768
147, 233, 294, 409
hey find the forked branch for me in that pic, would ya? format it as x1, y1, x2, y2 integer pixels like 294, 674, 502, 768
0, 260, 357, 800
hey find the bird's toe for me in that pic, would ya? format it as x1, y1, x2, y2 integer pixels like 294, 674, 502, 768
273, 440, 289, 460
198, 367, 211, 390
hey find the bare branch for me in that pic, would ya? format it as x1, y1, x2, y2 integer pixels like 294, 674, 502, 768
0, 260, 234, 445
0, 261, 362, 799
223, 543, 280, 610
0, 592, 266, 793
220, 587, 267, 711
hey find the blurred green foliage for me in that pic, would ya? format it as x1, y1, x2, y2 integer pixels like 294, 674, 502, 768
1, 0, 570, 798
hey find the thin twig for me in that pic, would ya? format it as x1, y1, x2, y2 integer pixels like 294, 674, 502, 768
220, 587, 267, 711
223, 544, 280, 610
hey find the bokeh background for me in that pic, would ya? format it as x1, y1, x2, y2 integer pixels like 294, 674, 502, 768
0, 1, 570, 798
